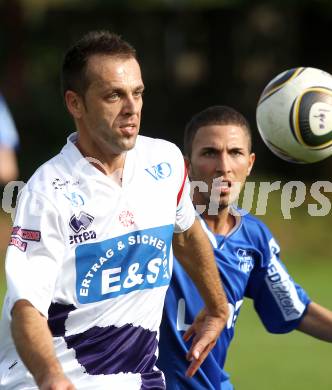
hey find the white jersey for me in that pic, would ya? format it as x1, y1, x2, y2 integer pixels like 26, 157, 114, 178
0, 133, 195, 389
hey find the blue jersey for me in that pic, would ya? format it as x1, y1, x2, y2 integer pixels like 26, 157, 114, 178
157, 210, 310, 389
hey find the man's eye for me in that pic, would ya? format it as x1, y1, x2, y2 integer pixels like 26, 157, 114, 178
203, 150, 216, 157
133, 90, 144, 98
231, 150, 243, 156
106, 93, 119, 101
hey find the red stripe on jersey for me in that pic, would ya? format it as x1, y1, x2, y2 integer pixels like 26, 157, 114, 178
177, 160, 187, 206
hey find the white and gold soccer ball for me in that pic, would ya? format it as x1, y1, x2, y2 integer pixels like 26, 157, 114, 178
256, 67, 332, 163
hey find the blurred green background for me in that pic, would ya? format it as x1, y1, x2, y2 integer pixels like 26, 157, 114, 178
1, 0, 332, 181
0, 0, 331, 389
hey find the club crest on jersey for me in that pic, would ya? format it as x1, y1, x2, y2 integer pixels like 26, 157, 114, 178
145, 162, 172, 180
118, 210, 135, 227
236, 248, 254, 273
69, 212, 94, 233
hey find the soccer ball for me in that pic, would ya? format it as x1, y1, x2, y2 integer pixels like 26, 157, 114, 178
256, 67, 332, 163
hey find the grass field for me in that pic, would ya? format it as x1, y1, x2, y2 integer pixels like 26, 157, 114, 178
0, 189, 331, 389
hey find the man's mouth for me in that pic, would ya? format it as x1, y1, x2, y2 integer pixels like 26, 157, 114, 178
119, 123, 137, 135
214, 178, 232, 187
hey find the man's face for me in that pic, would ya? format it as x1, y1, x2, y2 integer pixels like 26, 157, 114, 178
188, 124, 255, 212
70, 54, 144, 157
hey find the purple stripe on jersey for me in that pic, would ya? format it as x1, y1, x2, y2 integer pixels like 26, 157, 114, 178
48, 302, 76, 337
65, 323, 160, 376
141, 371, 165, 389
47, 302, 163, 381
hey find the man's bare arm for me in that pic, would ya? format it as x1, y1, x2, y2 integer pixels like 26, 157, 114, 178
0, 147, 18, 183
11, 299, 75, 390
297, 301, 332, 342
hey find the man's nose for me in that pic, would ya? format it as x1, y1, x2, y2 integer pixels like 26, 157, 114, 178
216, 153, 231, 173
122, 95, 140, 115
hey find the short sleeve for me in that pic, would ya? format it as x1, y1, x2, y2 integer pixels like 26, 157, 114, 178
245, 236, 311, 333
5, 188, 65, 318
174, 157, 195, 233
0, 94, 19, 149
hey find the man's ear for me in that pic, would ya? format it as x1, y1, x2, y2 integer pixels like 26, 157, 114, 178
247, 153, 256, 176
65, 90, 84, 119
184, 156, 191, 176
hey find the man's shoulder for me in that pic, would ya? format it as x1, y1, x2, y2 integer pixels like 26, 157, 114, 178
136, 135, 181, 157
24, 149, 72, 197
239, 210, 269, 232
238, 211, 277, 255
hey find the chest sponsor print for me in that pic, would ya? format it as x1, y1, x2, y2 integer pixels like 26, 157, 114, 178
75, 225, 174, 303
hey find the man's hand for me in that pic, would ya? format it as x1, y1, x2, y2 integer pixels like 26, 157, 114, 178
183, 308, 227, 377
39, 374, 75, 390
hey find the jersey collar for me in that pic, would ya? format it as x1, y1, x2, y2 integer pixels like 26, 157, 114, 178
196, 206, 242, 249
61, 132, 137, 188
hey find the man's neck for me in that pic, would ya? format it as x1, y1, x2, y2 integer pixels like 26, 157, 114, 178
202, 207, 235, 236
193, 192, 235, 235
75, 138, 126, 182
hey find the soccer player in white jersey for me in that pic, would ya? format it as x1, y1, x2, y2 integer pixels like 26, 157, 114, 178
157, 105, 332, 389
0, 32, 229, 390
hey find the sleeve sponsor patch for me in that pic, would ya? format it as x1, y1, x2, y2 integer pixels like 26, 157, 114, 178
9, 226, 41, 252
265, 256, 305, 321
11, 226, 41, 241
9, 236, 27, 252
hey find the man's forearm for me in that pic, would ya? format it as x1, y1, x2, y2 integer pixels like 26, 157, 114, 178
11, 300, 65, 387
173, 218, 228, 319
297, 302, 332, 342
0, 147, 19, 183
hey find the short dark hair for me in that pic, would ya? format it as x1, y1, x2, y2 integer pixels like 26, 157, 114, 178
61, 30, 137, 98
184, 105, 252, 157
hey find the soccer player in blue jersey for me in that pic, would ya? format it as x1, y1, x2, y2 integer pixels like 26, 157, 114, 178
157, 105, 332, 390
